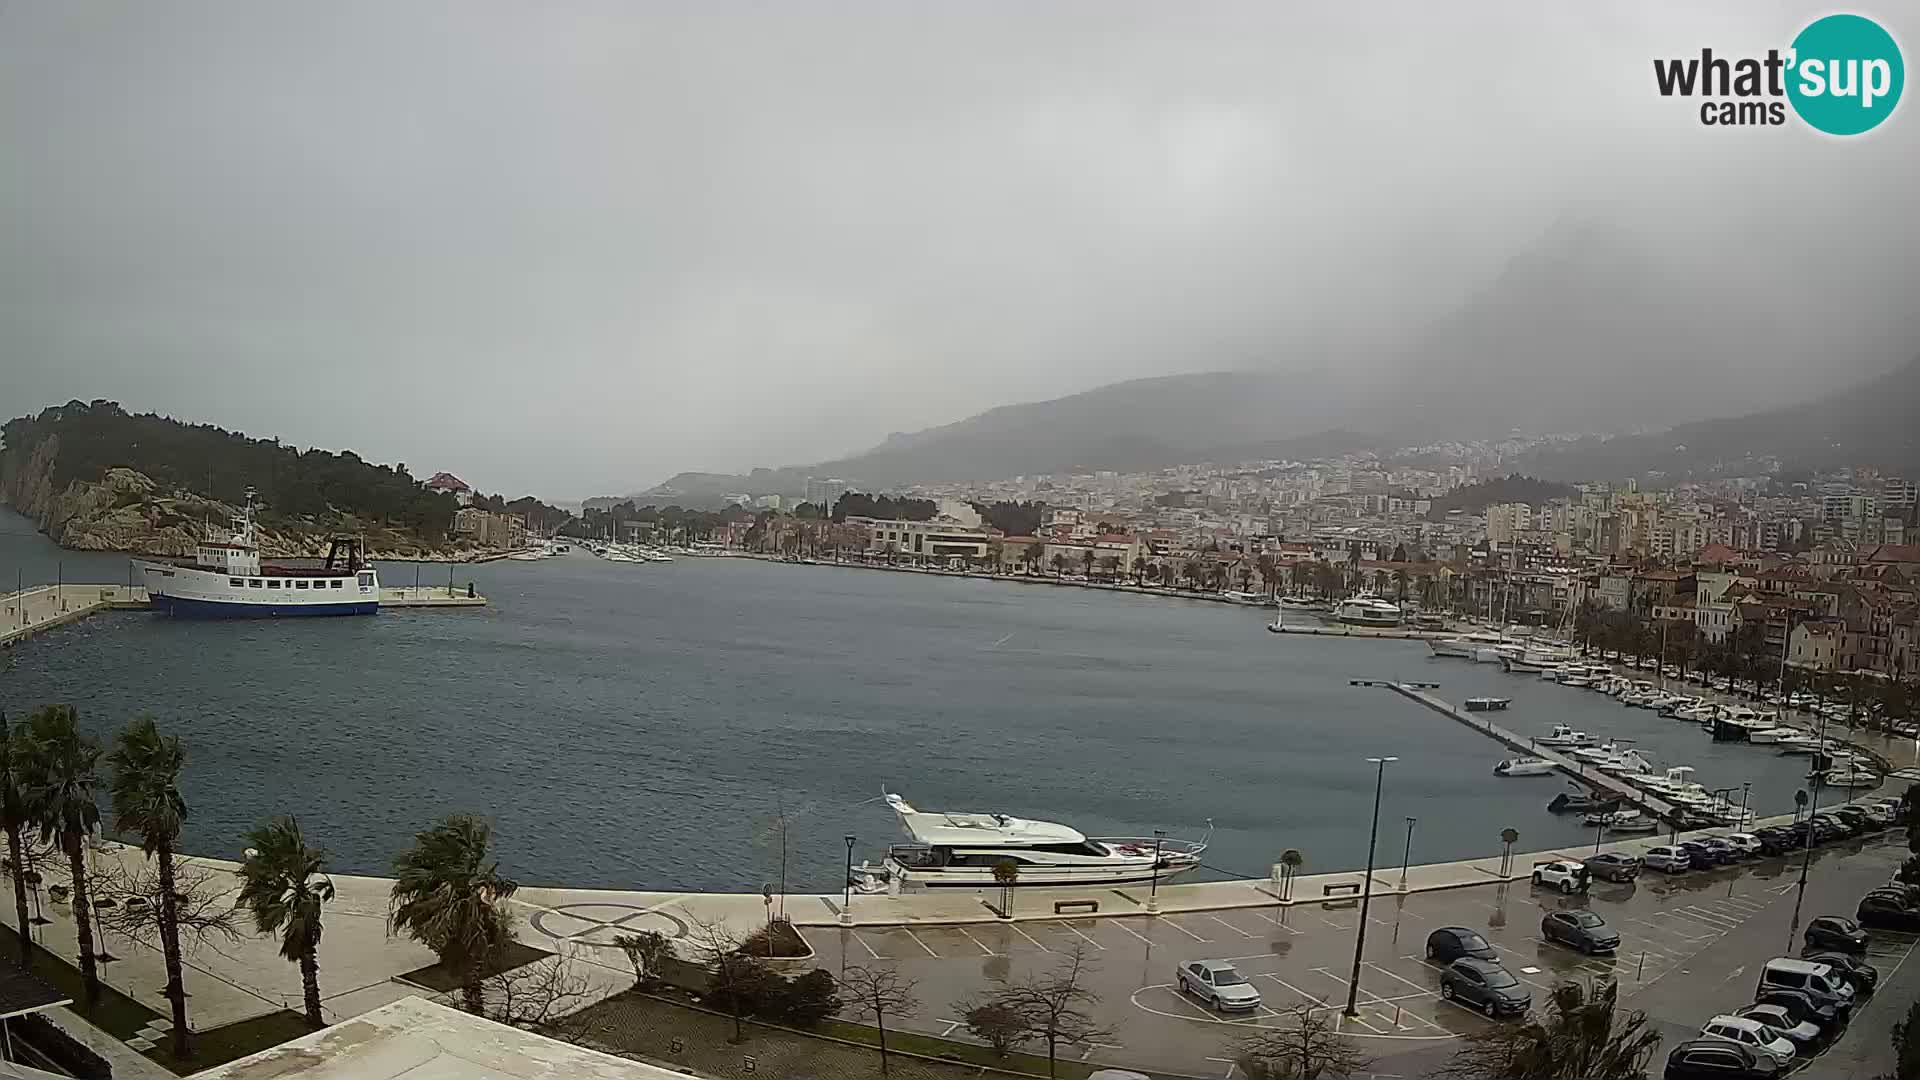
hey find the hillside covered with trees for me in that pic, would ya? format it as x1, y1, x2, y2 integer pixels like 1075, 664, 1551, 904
1, 400, 458, 549
1425, 474, 1577, 520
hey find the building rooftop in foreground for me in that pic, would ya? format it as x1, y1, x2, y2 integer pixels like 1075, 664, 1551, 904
190, 997, 692, 1080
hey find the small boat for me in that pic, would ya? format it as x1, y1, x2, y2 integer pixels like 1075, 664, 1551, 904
1278, 596, 1325, 610
1774, 732, 1825, 754
1744, 726, 1785, 745
1222, 590, 1266, 604
1599, 811, 1660, 833
1822, 766, 1882, 789
1597, 749, 1655, 778
1570, 741, 1628, 764
1536, 724, 1595, 748
1464, 697, 1512, 712
1549, 790, 1621, 814
1494, 757, 1557, 777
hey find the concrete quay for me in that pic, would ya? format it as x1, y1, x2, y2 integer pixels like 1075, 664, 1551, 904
1, 584, 150, 648
1, 582, 484, 647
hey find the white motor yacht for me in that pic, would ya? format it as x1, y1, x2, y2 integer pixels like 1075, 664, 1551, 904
1493, 757, 1558, 777
1597, 749, 1656, 778
1333, 595, 1404, 628
1570, 741, 1628, 764
1536, 724, 1597, 748
1823, 766, 1883, 790
1774, 731, 1825, 754
874, 793, 1209, 889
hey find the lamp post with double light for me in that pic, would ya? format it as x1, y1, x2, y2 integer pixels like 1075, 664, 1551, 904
1345, 756, 1398, 1017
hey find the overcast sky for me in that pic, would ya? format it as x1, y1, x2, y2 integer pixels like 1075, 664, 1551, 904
3, 3, 1916, 498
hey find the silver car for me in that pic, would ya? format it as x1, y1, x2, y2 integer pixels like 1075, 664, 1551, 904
1176, 959, 1263, 1012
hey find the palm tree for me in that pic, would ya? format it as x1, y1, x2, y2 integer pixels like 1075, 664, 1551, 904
1255, 554, 1277, 598
1278, 848, 1304, 901
1080, 549, 1094, 578
0, 713, 36, 968
238, 817, 336, 1029
17, 705, 104, 1008
388, 814, 519, 1014
1050, 553, 1068, 577
107, 717, 192, 1058
1024, 542, 1045, 574
1441, 979, 1661, 1080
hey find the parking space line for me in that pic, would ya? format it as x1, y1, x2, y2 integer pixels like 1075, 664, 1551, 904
1481, 950, 1557, 993
849, 931, 884, 960
1061, 922, 1107, 950
1008, 923, 1052, 953
937, 1019, 960, 1037
1206, 914, 1256, 939
1162, 917, 1210, 943
1257, 973, 1333, 1008
1320, 916, 1352, 930
1654, 909, 1732, 933
956, 927, 998, 956
1364, 961, 1434, 996
1625, 915, 1714, 944
1339, 1012, 1387, 1035
1678, 906, 1742, 928
1112, 920, 1154, 946
903, 929, 939, 958
1241, 908, 1303, 934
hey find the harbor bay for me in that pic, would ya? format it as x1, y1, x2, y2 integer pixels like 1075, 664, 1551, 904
1, 508, 1846, 894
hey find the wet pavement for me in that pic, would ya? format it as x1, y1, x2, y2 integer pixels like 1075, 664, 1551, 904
802, 833, 1915, 1077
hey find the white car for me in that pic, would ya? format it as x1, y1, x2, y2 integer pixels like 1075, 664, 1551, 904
1738, 1004, 1820, 1049
1176, 960, 1263, 1012
1530, 860, 1590, 893
1699, 1015, 1796, 1066
1721, 833, 1763, 858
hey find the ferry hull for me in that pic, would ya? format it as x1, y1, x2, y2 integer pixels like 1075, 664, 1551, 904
151, 594, 379, 618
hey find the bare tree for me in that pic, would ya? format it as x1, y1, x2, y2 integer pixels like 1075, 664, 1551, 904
962, 1000, 1025, 1057
1236, 1001, 1373, 1079
474, 957, 595, 1040
92, 858, 241, 954
967, 941, 1114, 1078
685, 917, 771, 1043
613, 929, 673, 989
841, 965, 919, 1076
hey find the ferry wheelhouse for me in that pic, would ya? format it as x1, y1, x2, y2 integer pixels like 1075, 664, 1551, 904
871, 793, 1209, 889
137, 494, 379, 617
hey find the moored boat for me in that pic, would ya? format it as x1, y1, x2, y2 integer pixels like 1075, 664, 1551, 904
1494, 756, 1557, 777
1464, 696, 1512, 712
873, 792, 1209, 889
136, 492, 378, 617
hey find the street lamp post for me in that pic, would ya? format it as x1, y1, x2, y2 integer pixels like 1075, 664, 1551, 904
1399, 817, 1417, 890
1346, 756, 1398, 1017
841, 835, 856, 927
1148, 829, 1167, 913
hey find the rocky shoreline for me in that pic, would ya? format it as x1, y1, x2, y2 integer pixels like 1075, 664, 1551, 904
1, 463, 484, 562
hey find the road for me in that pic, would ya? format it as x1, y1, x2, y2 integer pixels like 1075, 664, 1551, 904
800, 833, 1913, 1077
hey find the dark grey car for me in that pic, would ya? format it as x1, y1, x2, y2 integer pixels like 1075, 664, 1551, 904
1542, 909, 1621, 953
1440, 958, 1531, 1016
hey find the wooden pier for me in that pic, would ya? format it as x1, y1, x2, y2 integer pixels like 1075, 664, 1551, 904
1384, 682, 1680, 821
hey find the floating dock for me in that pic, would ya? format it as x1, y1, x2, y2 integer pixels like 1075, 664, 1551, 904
1383, 681, 1681, 821
2, 581, 484, 647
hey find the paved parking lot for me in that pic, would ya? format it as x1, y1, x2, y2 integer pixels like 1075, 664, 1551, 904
805, 834, 1913, 1077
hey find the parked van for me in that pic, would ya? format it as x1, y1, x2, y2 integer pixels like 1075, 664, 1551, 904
1756, 958, 1857, 1015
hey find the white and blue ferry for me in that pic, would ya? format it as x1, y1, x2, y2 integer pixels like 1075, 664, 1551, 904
137, 495, 379, 617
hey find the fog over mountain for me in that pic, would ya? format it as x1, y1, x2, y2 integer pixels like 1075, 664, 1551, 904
3, 3, 1916, 498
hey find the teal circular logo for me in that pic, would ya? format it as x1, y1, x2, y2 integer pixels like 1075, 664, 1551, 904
1787, 14, 1903, 135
